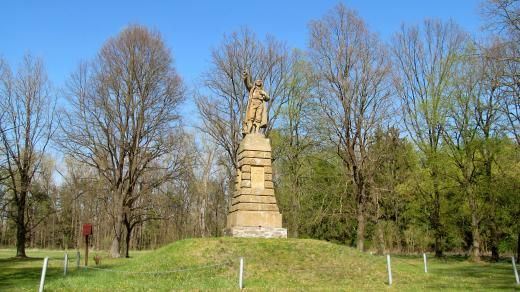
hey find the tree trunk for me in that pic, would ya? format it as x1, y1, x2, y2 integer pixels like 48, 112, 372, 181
470, 210, 481, 262
432, 169, 443, 258
110, 211, 122, 258
15, 191, 27, 258
433, 197, 442, 257
356, 205, 365, 251
125, 225, 132, 258
289, 173, 301, 238
490, 219, 500, 262
110, 228, 121, 258
356, 183, 366, 252
290, 202, 300, 238
469, 188, 481, 262
377, 223, 385, 254
484, 156, 499, 262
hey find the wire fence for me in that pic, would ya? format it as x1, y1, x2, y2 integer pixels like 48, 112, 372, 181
36, 251, 520, 291
82, 260, 231, 275
35, 253, 236, 290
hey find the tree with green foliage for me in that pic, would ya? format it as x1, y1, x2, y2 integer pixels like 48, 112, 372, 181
370, 127, 418, 253
308, 3, 392, 251
392, 20, 468, 257
272, 50, 316, 237
481, 0, 520, 262
442, 44, 487, 261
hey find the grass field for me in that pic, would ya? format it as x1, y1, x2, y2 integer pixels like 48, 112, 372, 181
1, 238, 519, 291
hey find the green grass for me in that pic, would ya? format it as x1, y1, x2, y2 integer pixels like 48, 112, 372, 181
1, 238, 519, 291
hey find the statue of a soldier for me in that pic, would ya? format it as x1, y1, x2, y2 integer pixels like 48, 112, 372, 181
242, 70, 270, 135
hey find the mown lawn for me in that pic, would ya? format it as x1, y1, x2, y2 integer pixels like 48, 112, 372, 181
0, 238, 519, 291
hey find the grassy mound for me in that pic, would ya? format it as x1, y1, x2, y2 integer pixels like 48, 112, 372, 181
1, 238, 518, 291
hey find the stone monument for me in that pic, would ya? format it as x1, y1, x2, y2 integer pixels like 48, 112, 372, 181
225, 70, 287, 238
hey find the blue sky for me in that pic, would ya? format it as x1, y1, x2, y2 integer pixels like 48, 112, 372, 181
1, 0, 483, 116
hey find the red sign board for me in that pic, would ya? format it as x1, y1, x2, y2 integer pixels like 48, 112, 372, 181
82, 224, 93, 236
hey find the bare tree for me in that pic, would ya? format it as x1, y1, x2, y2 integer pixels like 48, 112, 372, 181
121, 133, 193, 257
196, 28, 292, 179
393, 20, 468, 257
481, 0, 520, 38
500, 43, 520, 146
58, 25, 185, 257
0, 55, 56, 258
191, 136, 224, 237
481, 0, 519, 144
309, 4, 393, 251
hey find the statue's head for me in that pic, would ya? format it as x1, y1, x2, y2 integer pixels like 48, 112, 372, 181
255, 79, 263, 88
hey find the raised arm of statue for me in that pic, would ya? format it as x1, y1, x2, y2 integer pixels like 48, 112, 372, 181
242, 70, 253, 91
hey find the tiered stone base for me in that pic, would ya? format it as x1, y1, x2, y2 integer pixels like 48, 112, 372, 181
225, 133, 287, 238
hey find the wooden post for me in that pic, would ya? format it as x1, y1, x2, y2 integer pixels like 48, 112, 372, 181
239, 257, 244, 289
423, 253, 428, 273
64, 253, 68, 276
386, 254, 392, 286
39, 257, 49, 292
82, 224, 93, 267
85, 235, 89, 266
513, 256, 519, 285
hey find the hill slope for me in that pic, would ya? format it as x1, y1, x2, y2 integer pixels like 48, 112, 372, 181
51, 237, 395, 291
2, 238, 518, 291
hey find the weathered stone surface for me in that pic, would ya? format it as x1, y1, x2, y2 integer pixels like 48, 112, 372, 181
226, 124, 286, 238
236, 188, 274, 196
239, 150, 272, 160
231, 195, 278, 205
227, 210, 282, 228
240, 180, 251, 188
250, 166, 264, 189
235, 171, 241, 191
229, 203, 279, 213
237, 133, 271, 153
239, 158, 271, 167
225, 226, 287, 238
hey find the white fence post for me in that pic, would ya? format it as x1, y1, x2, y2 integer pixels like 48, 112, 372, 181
423, 253, 428, 273
64, 253, 68, 276
386, 254, 392, 286
513, 257, 519, 285
76, 251, 80, 269
239, 257, 244, 289
39, 257, 49, 292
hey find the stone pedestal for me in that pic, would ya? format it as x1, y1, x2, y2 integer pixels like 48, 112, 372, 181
225, 133, 287, 238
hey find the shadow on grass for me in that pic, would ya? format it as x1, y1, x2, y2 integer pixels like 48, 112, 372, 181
387, 254, 518, 290
0, 256, 46, 263
427, 261, 517, 290
0, 257, 48, 290
0, 256, 87, 290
